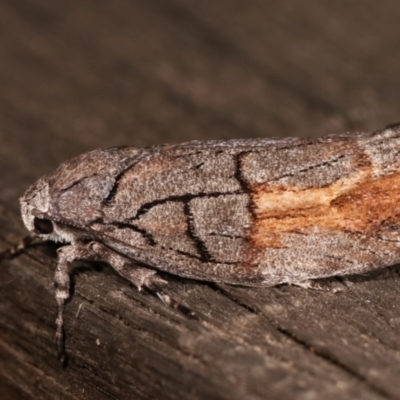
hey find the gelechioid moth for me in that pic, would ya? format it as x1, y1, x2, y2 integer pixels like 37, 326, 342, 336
13, 123, 400, 360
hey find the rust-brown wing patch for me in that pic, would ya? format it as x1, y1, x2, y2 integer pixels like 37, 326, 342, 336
250, 163, 400, 248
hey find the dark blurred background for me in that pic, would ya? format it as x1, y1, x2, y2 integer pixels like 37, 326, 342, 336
2, 0, 400, 211
2, 1, 400, 399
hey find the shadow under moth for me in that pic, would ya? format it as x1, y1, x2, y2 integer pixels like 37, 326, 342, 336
8, 123, 400, 361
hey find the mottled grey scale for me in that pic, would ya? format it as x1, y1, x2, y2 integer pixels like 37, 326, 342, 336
253, 231, 400, 284
56, 174, 115, 224
240, 139, 361, 188
103, 148, 242, 223
91, 222, 151, 249
18, 124, 400, 361
363, 129, 400, 175
189, 194, 252, 263
51, 146, 145, 225
49, 146, 143, 194
134, 201, 199, 257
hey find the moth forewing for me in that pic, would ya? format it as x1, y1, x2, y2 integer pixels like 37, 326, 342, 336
17, 124, 400, 360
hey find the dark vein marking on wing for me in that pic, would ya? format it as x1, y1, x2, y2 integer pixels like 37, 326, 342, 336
129, 191, 242, 221
111, 222, 156, 246
208, 232, 245, 239
234, 152, 256, 220
167, 247, 202, 260
268, 154, 348, 182
60, 174, 99, 193
183, 201, 213, 263
102, 160, 143, 206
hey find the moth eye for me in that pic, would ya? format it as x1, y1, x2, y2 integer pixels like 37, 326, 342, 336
33, 217, 54, 234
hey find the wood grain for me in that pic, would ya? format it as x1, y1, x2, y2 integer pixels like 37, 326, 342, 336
2, 0, 400, 399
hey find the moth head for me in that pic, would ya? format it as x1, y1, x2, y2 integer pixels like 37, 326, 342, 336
20, 177, 57, 239
20, 146, 144, 244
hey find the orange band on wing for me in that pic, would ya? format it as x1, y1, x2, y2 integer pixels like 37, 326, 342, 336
251, 170, 400, 248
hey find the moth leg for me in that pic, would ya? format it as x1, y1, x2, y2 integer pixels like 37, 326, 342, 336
88, 242, 197, 318
145, 281, 197, 319
54, 245, 85, 362
55, 241, 197, 361
54, 243, 99, 362
85, 242, 164, 288
290, 278, 345, 293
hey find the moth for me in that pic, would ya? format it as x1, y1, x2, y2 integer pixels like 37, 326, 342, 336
15, 124, 400, 360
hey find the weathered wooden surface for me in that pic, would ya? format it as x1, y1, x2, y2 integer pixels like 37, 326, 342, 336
2, 0, 400, 399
